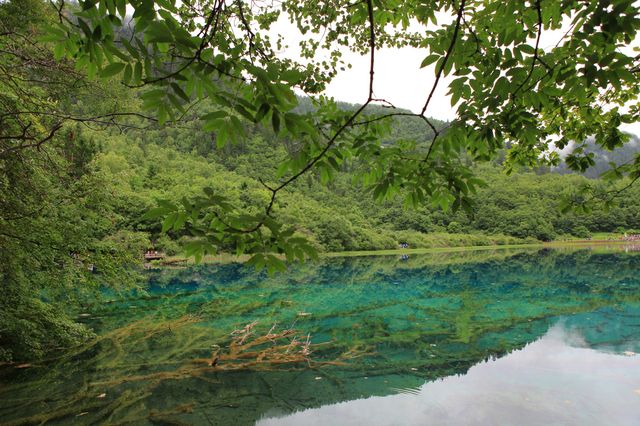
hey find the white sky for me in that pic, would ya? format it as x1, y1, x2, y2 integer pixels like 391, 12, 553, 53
323, 42, 640, 136
270, 14, 640, 135
272, 15, 457, 119
324, 46, 456, 119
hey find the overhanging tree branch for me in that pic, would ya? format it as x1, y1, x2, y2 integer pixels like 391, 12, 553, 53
217, 0, 378, 235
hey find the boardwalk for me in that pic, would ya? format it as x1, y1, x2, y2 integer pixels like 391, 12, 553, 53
144, 251, 165, 261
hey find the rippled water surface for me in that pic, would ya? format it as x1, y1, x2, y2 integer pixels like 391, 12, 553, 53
1, 247, 639, 425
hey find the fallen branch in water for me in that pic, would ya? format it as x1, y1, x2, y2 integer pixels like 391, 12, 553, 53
90, 320, 373, 388
203, 321, 313, 369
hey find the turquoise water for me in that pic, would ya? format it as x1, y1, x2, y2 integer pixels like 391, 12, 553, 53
1, 247, 639, 425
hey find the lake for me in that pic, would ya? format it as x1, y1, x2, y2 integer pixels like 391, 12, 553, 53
1, 246, 639, 425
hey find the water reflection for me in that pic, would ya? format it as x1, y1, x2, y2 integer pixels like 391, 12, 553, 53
1, 248, 639, 425
259, 323, 640, 426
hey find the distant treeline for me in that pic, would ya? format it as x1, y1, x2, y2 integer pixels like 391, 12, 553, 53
93, 105, 639, 254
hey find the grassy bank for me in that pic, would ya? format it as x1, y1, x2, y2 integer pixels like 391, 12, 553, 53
158, 237, 636, 266
326, 239, 633, 258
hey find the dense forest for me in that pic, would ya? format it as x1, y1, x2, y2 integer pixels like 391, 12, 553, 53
1, 0, 640, 362
98, 112, 640, 255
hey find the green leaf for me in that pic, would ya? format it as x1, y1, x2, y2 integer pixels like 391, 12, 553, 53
146, 21, 174, 43
142, 207, 171, 220
271, 110, 281, 134
162, 212, 179, 232
123, 63, 132, 84
122, 39, 140, 60
171, 83, 190, 102
202, 111, 227, 121
173, 212, 187, 231
116, 0, 126, 17
99, 62, 125, 78
420, 54, 440, 68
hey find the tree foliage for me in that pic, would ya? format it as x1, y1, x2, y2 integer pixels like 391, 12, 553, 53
41, 0, 640, 266
0, 0, 148, 361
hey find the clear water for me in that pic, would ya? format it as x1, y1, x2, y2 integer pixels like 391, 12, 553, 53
1, 247, 639, 425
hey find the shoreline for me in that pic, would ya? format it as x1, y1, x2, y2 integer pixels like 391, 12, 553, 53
157, 239, 636, 266
323, 239, 634, 258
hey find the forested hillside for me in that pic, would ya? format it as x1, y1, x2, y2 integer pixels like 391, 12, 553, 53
94, 116, 640, 257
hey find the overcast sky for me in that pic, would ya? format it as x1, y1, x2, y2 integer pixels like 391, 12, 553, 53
272, 16, 640, 135
324, 46, 455, 119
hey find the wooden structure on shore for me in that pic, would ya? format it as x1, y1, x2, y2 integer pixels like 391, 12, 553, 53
144, 250, 165, 261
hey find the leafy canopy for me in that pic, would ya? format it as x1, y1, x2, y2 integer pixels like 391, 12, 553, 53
46, 0, 640, 267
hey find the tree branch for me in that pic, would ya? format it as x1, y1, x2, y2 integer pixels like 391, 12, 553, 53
220, 0, 378, 235
420, 0, 466, 117
511, 0, 544, 100
0, 123, 62, 157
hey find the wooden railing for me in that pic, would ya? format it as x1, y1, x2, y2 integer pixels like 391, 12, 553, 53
144, 252, 165, 261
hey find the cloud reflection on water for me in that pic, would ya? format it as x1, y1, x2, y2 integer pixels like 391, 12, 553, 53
258, 324, 640, 426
